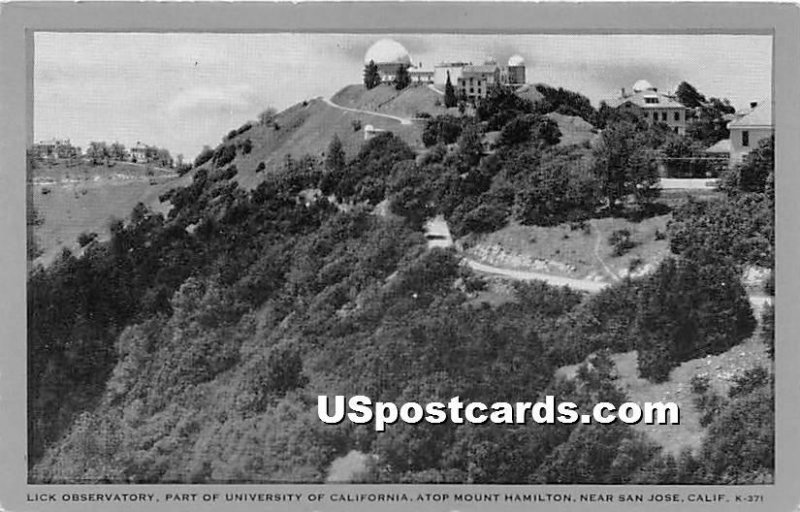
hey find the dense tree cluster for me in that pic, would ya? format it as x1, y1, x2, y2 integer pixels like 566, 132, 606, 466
669, 136, 774, 268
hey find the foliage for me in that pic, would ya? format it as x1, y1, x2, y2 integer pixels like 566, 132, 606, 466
422, 115, 463, 147
721, 136, 774, 194
534, 84, 598, 125
608, 229, 635, 257
194, 145, 214, 168
685, 97, 736, 146
394, 65, 411, 90
675, 81, 706, 109
363, 60, 381, 90
592, 119, 660, 210
444, 72, 457, 108
476, 85, 535, 130
635, 257, 756, 382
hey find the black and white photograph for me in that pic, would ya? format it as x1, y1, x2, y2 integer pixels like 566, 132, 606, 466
24, 29, 776, 488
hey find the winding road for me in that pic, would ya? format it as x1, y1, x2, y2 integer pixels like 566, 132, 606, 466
321, 97, 414, 125
424, 217, 771, 310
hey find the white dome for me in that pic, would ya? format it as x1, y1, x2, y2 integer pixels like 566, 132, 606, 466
508, 54, 525, 67
632, 79, 654, 92
364, 39, 411, 65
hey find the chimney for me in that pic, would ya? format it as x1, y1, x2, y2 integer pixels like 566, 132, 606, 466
750, 101, 758, 109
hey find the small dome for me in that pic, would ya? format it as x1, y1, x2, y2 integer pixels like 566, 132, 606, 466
508, 54, 525, 67
364, 39, 411, 65
632, 79, 655, 92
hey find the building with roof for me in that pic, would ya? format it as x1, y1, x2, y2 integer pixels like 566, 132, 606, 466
31, 138, 79, 160
457, 64, 501, 100
408, 63, 434, 84
727, 100, 773, 165
129, 142, 150, 163
364, 39, 413, 83
608, 80, 689, 135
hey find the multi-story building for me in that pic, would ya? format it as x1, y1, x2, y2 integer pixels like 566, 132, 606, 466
608, 80, 689, 135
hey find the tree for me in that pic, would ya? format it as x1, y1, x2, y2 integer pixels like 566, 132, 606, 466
363, 60, 381, 90
592, 119, 659, 210
394, 64, 411, 90
635, 257, 756, 382
325, 134, 346, 173
258, 107, 278, 126
723, 136, 774, 194
86, 141, 109, 165
675, 81, 706, 109
686, 97, 736, 146
444, 71, 457, 108
109, 142, 127, 161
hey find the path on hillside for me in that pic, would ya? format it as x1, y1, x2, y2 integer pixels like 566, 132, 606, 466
427, 84, 444, 96
322, 97, 414, 126
593, 226, 620, 282
424, 217, 771, 309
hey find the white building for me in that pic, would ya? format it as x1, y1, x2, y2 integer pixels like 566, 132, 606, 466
727, 101, 773, 166
608, 80, 689, 135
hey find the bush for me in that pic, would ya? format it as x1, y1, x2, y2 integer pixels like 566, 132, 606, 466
609, 229, 635, 256
213, 144, 237, 168
255, 162, 266, 173
352, 120, 362, 132
77, 232, 98, 247
194, 146, 214, 168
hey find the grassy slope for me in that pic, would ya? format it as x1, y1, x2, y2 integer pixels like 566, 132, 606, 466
199, 98, 425, 190
31, 162, 180, 266
465, 215, 673, 283
331, 83, 457, 119
556, 334, 771, 456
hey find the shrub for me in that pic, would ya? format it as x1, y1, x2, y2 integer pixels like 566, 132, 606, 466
255, 162, 266, 173
352, 120, 362, 132
213, 144, 236, 168
609, 229, 635, 256
77, 232, 98, 247
194, 146, 214, 168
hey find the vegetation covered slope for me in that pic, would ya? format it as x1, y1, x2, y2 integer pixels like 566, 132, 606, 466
28, 84, 774, 485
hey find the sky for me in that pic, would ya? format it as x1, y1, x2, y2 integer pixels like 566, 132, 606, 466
34, 32, 772, 159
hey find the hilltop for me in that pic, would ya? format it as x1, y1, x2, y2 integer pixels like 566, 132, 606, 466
194, 94, 427, 190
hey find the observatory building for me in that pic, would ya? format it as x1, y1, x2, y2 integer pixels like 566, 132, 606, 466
364, 39, 413, 83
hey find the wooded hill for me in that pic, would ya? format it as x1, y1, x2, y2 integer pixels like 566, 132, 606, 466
28, 82, 774, 484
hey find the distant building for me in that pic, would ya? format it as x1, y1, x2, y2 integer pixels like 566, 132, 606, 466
727, 101, 773, 166
408, 63, 435, 84
608, 80, 689, 135
458, 64, 501, 101
365, 39, 413, 83
364, 124, 388, 141
363, 39, 528, 99
31, 138, 78, 160
130, 142, 149, 163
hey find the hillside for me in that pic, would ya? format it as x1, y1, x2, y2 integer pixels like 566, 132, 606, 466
30, 162, 179, 266
194, 97, 426, 190
331, 83, 458, 119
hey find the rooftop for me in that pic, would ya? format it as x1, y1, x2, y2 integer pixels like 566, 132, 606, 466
728, 101, 772, 129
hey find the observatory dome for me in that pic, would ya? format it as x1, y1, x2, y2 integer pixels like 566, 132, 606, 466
508, 54, 525, 66
632, 79, 655, 92
364, 39, 412, 65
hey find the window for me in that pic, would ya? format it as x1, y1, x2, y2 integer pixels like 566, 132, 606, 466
645, 97, 659, 104
661, 112, 667, 122
470, 88, 474, 94
742, 130, 750, 147
674, 111, 680, 121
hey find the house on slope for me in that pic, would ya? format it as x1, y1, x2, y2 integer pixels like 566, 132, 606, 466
727, 100, 773, 166
608, 80, 689, 135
